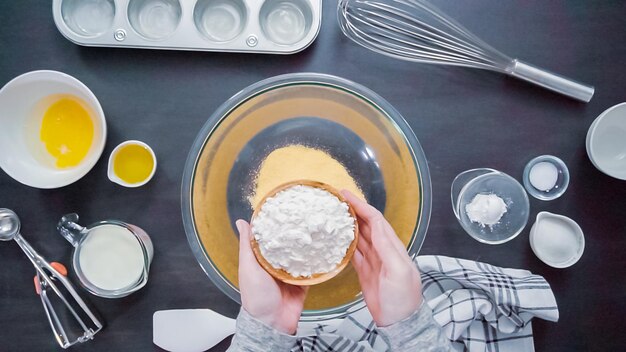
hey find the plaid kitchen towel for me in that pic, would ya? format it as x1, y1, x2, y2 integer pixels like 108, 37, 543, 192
292, 255, 558, 352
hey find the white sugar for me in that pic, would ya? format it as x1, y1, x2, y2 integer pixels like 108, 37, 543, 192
529, 161, 559, 192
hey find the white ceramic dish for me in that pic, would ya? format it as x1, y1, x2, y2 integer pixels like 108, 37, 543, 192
586, 102, 626, 180
529, 212, 585, 268
0, 70, 107, 189
107, 140, 157, 187
52, 0, 322, 54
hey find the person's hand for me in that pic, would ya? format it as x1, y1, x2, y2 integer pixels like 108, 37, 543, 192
236, 220, 308, 335
341, 191, 423, 327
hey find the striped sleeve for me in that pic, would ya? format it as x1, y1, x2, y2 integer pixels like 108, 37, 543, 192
227, 308, 297, 352
377, 303, 453, 352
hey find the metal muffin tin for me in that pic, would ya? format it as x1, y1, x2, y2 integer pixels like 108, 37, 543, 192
52, 0, 322, 54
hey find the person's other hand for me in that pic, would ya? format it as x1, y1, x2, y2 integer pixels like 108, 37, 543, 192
342, 191, 423, 327
236, 220, 308, 335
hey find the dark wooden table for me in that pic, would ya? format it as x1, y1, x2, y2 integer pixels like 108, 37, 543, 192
1, 1, 625, 351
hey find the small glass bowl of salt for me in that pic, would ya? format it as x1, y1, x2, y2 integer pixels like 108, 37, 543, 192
522, 155, 570, 201
451, 168, 530, 245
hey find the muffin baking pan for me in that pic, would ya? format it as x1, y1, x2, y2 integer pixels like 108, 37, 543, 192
52, 0, 321, 54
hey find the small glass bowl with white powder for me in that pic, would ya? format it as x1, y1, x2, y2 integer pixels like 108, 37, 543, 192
522, 155, 570, 201
451, 168, 530, 245
250, 180, 359, 285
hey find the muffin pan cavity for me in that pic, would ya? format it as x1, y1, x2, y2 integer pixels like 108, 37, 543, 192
61, 0, 116, 37
260, 0, 313, 45
194, 0, 247, 43
52, 0, 321, 53
128, 0, 182, 40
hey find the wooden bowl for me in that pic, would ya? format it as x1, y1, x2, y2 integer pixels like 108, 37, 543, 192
250, 180, 359, 286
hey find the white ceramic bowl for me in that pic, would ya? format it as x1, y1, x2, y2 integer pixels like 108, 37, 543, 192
529, 212, 585, 268
0, 70, 107, 188
586, 102, 626, 180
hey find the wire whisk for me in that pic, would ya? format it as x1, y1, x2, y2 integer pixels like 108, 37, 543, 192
338, 0, 594, 102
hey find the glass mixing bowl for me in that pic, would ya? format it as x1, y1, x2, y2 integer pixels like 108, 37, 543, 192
181, 73, 431, 322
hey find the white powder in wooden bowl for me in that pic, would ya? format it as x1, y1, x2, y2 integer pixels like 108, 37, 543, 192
251, 185, 355, 278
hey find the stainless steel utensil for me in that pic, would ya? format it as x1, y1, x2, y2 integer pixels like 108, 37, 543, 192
338, 0, 595, 102
0, 208, 103, 349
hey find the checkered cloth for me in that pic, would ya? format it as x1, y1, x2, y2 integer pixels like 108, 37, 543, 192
292, 255, 558, 352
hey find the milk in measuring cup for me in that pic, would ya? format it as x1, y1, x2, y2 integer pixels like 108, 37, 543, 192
78, 224, 145, 291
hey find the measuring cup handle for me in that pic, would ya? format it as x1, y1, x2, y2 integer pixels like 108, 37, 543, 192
57, 213, 86, 247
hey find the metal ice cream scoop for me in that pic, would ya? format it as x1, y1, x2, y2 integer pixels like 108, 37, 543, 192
0, 208, 103, 348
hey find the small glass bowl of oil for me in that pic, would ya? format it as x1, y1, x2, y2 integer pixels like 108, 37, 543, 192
108, 141, 156, 187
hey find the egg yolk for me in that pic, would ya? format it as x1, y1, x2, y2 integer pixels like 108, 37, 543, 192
113, 144, 155, 184
40, 98, 94, 168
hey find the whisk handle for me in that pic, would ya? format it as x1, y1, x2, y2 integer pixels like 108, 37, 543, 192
507, 60, 594, 102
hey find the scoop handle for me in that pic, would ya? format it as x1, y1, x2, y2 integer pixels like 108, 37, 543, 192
14, 234, 104, 338
507, 59, 594, 103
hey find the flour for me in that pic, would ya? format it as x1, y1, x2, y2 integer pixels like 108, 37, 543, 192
465, 193, 507, 228
251, 185, 355, 278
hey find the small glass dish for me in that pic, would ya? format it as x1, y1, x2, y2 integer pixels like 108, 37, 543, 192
522, 155, 569, 201
451, 168, 530, 245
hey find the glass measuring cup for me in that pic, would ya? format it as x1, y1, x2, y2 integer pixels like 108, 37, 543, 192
57, 213, 153, 298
